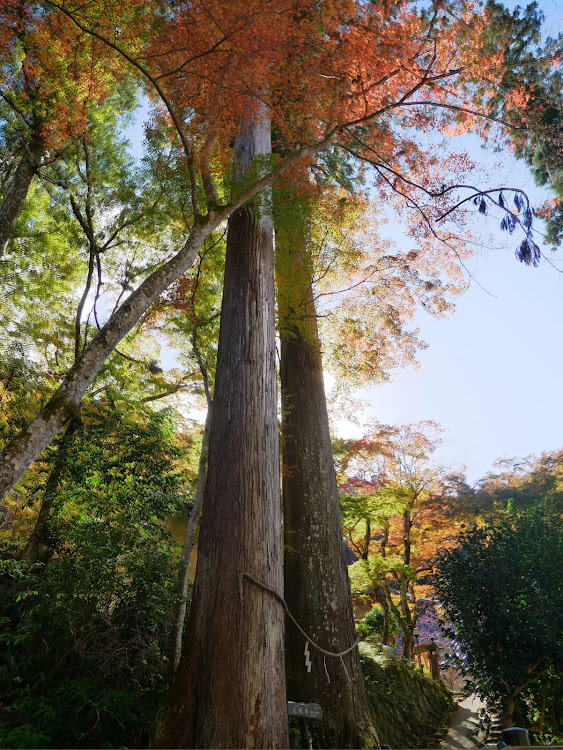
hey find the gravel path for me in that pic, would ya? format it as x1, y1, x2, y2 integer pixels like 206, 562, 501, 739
440, 695, 487, 749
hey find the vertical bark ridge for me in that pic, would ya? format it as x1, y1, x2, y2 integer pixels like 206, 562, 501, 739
279, 228, 377, 748
154, 113, 288, 748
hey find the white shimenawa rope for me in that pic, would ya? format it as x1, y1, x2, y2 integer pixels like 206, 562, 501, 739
239, 571, 360, 663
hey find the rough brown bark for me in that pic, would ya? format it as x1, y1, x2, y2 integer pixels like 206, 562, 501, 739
153, 115, 288, 749
279, 234, 376, 748
0, 136, 43, 257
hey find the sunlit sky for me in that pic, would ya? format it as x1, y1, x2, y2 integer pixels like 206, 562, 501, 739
334, 1, 563, 482
126, 1, 563, 486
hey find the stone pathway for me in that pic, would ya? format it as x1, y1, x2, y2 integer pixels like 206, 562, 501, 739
441, 694, 487, 749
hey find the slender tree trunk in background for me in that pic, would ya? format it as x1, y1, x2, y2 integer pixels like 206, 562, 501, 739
403, 508, 412, 567
0, 220, 211, 503
169, 405, 211, 674
399, 580, 414, 660
400, 508, 415, 659
19, 417, 81, 563
153, 112, 288, 749
384, 580, 413, 659
378, 523, 391, 644
0, 136, 43, 257
501, 694, 517, 728
362, 517, 371, 560
375, 587, 391, 646
279, 219, 376, 748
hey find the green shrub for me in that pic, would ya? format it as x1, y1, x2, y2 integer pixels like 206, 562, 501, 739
356, 605, 399, 642
0, 407, 191, 748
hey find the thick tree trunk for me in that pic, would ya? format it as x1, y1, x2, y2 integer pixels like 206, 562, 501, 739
19, 417, 81, 563
500, 695, 516, 729
280, 234, 376, 748
153, 114, 288, 749
169, 405, 211, 674
0, 136, 43, 257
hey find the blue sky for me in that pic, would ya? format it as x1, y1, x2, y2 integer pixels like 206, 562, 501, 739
337, 1, 563, 482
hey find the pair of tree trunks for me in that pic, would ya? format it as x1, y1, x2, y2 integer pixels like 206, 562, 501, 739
156, 119, 373, 746
2, 111, 373, 748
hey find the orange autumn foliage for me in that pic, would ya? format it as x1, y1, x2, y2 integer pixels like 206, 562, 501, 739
40, 0, 541, 213
0, 2, 124, 150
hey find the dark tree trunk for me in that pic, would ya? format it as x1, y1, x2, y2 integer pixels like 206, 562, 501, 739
362, 518, 371, 560
378, 522, 391, 644
19, 417, 81, 563
375, 587, 391, 646
153, 115, 288, 749
399, 580, 414, 660
403, 509, 412, 567
0, 136, 43, 257
500, 695, 517, 729
279, 231, 376, 748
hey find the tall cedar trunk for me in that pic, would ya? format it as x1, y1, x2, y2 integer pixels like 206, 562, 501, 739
280, 241, 376, 748
19, 417, 81, 563
0, 136, 43, 257
153, 114, 289, 749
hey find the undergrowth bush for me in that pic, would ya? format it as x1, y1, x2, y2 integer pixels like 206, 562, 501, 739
356, 604, 399, 643
0, 406, 192, 749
